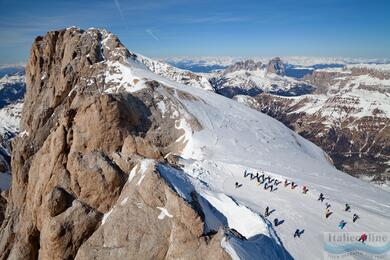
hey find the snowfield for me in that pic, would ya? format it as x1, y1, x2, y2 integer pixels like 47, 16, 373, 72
104, 54, 390, 259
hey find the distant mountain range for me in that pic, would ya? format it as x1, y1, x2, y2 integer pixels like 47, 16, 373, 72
1, 28, 389, 259
162, 56, 390, 187
1, 55, 389, 188
0, 68, 24, 189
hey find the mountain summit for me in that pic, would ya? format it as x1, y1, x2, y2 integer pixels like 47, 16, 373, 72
1, 28, 389, 260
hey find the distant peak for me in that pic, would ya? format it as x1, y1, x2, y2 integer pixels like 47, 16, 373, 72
267, 57, 285, 76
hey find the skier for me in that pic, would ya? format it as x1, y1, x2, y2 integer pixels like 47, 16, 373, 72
235, 182, 242, 188
274, 218, 284, 226
250, 172, 259, 181
325, 202, 331, 209
258, 174, 265, 182
284, 179, 291, 187
358, 233, 367, 243
291, 182, 298, 189
264, 183, 274, 192
265, 206, 270, 217
302, 186, 309, 194
353, 213, 359, 223
345, 203, 351, 212
244, 170, 251, 178
325, 208, 333, 218
318, 193, 325, 202
338, 220, 347, 229
294, 229, 304, 238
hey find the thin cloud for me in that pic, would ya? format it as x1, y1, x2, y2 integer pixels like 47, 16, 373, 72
113, 0, 125, 21
146, 29, 160, 41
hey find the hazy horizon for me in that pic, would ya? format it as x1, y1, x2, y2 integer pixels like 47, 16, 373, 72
1, 0, 390, 63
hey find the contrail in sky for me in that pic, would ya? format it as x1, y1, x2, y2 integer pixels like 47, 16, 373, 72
146, 29, 160, 41
114, 0, 125, 21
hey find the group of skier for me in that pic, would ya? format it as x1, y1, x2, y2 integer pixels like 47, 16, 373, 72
242, 170, 280, 192
317, 193, 365, 243
241, 170, 366, 242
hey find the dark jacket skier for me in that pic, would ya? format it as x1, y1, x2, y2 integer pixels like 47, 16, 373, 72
294, 229, 304, 238
318, 193, 325, 202
265, 206, 270, 217
353, 214, 359, 223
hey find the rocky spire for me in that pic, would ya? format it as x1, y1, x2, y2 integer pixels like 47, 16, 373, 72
266, 57, 285, 76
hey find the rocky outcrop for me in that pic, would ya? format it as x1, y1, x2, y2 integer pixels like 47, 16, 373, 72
222, 59, 262, 75
0, 28, 230, 259
266, 57, 285, 76
76, 160, 229, 259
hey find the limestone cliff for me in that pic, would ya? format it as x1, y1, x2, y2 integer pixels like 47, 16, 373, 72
0, 28, 229, 260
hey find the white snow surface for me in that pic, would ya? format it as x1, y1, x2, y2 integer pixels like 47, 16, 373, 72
0, 102, 23, 136
217, 68, 302, 93
136, 54, 214, 91
156, 207, 173, 220
2, 45, 389, 257
86, 46, 390, 259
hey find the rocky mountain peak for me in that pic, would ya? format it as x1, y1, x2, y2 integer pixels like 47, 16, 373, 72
0, 28, 229, 259
266, 57, 285, 76
222, 59, 263, 75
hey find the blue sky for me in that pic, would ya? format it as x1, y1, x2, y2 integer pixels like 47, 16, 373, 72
0, 0, 389, 63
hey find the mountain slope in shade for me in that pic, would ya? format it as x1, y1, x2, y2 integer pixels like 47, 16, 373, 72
0, 71, 25, 190
1, 28, 389, 260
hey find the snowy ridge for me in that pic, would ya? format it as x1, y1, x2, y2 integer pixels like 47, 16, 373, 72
103, 51, 390, 259
136, 54, 214, 91
209, 58, 315, 97
214, 67, 302, 92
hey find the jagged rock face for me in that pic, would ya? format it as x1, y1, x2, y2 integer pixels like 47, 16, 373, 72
0, 28, 229, 260
266, 57, 285, 76
222, 59, 263, 75
76, 160, 228, 260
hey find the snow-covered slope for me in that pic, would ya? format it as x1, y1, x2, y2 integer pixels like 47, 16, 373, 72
136, 54, 214, 91
104, 49, 390, 259
206, 59, 389, 185
209, 59, 314, 97
0, 71, 25, 190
